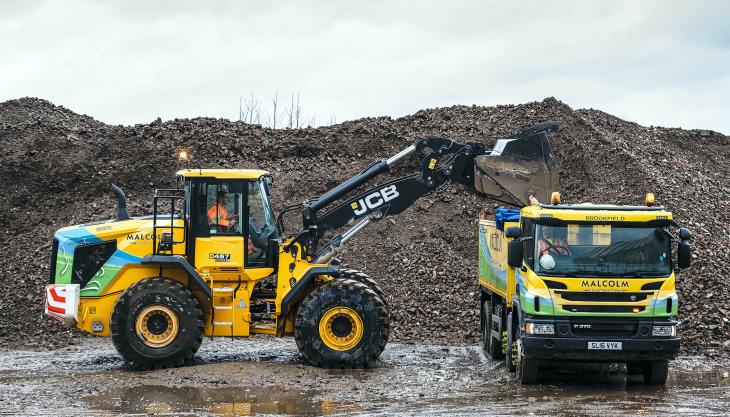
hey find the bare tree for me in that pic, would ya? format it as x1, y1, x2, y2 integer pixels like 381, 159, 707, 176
239, 93, 262, 125
285, 92, 304, 128
238, 92, 330, 128
271, 91, 280, 129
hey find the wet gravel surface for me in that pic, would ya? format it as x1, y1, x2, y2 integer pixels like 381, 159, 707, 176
0, 338, 727, 416
0, 97, 728, 355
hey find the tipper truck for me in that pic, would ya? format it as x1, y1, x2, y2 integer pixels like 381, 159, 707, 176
478, 193, 692, 385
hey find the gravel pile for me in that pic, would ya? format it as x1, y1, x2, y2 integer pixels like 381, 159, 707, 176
0, 97, 727, 355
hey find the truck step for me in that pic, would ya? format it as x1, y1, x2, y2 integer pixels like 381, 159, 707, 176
212, 287, 234, 293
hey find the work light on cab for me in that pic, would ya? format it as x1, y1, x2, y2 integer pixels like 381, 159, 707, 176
551, 191, 561, 205
645, 193, 655, 206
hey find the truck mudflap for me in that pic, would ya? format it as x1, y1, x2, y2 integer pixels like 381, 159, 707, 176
520, 318, 680, 361
44, 284, 80, 325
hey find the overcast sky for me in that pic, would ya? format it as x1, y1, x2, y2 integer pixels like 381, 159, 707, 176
1, 1, 728, 133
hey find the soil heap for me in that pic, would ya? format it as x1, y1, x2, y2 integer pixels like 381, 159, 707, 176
0, 97, 727, 355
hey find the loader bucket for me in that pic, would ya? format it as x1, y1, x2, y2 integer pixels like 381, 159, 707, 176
474, 121, 561, 207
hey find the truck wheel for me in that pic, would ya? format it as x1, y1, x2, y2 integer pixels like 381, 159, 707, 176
110, 277, 204, 370
642, 360, 669, 385
295, 278, 389, 368
515, 343, 539, 385
511, 310, 539, 384
626, 361, 643, 375
505, 313, 516, 372
340, 269, 388, 305
481, 300, 492, 356
488, 304, 505, 360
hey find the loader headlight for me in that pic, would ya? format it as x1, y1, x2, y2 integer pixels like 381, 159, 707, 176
652, 325, 676, 337
525, 323, 555, 335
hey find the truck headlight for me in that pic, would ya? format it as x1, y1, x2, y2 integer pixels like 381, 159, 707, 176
652, 325, 676, 337
525, 323, 555, 335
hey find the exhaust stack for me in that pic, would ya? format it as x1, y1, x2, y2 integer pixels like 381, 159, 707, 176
111, 183, 130, 221
474, 121, 561, 207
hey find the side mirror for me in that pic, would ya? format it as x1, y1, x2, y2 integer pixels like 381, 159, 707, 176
505, 226, 522, 239
677, 241, 691, 269
679, 227, 692, 241
508, 239, 524, 268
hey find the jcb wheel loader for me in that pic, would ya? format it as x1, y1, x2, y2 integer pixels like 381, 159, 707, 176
44, 122, 560, 369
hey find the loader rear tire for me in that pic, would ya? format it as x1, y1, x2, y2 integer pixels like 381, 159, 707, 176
111, 277, 204, 370
295, 278, 389, 368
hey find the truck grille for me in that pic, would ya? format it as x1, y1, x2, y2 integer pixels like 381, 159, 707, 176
571, 319, 638, 337
557, 291, 650, 302
563, 305, 645, 313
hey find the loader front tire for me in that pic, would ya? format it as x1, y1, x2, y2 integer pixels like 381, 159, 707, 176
111, 277, 204, 370
339, 269, 388, 304
295, 278, 389, 368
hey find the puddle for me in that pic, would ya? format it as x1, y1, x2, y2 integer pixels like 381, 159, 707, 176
83, 385, 362, 416
419, 361, 730, 417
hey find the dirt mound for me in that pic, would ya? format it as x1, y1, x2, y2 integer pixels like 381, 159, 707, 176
0, 97, 727, 355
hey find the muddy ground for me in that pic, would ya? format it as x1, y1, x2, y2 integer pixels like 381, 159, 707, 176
0, 337, 727, 416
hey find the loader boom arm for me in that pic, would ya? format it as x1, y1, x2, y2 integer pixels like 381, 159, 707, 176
282, 121, 561, 256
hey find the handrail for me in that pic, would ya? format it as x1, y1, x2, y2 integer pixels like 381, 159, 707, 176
151, 188, 188, 256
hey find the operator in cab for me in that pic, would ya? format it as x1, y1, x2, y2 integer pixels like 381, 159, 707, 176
208, 190, 238, 233
537, 225, 570, 256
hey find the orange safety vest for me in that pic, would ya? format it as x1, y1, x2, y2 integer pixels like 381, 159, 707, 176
207, 203, 231, 227
538, 238, 570, 256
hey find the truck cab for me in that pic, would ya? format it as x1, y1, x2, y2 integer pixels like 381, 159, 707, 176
478, 193, 692, 385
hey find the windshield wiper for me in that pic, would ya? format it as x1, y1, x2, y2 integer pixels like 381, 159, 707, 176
620, 271, 669, 278
563, 270, 621, 277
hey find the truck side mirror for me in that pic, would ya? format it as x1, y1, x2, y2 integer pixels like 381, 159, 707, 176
508, 239, 524, 267
679, 227, 692, 241
677, 241, 691, 269
505, 226, 521, 239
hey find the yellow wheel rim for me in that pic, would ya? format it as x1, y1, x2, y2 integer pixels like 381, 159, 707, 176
318, 307, 364, 351
135, 305, 179, 348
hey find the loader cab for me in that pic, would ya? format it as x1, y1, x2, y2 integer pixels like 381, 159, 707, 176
177, 169, 278, 279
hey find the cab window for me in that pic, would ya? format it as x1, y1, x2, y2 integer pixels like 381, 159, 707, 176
194, 181, 244, 236
246, 179, 277, 266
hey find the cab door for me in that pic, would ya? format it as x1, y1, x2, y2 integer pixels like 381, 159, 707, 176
192, 180, 246, 272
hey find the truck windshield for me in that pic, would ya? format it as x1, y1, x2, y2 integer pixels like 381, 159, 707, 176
533, 224, 671, 277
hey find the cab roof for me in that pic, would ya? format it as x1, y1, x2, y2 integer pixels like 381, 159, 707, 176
176, 169, 270, 179
521, 203, 673, 222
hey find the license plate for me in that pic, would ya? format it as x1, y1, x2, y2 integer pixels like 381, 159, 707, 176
588, 341, 622, 350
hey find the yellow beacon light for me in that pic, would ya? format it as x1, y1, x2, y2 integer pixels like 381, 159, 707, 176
178, 150, 189, 160
551, 192, 561, 205
645, 193, 655, 206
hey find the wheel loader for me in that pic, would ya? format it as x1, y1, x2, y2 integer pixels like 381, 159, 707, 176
44, 122, 561, 369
